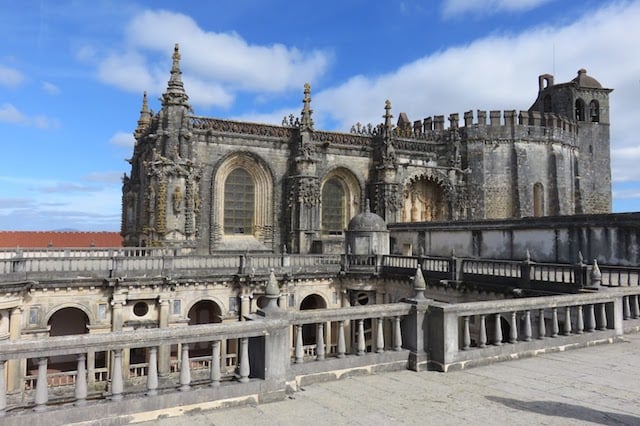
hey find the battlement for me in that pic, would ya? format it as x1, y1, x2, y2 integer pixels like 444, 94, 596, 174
393, 109, 578, 145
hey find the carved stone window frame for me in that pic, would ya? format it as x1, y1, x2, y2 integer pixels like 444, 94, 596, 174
212, 152, 273, 240
320, 168, 361, 234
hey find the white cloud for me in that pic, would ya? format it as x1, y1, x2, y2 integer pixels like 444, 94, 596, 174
109, 131, 135, 148
309, 1, 640, 188
442, 0, 554, 17
0, 103, 26, 124
0, 103, 59, 129
97, 50, 162, 94
41, 81, 61, 95
94, 10, 331, 108
127, 10, 331, 92
0, 64, 24, 87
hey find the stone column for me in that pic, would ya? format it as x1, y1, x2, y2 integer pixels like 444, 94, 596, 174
158, 299, 171, 378
111, 300, 124, 331
238, 337, 250, 383
240, 294, 251, 321
179, 344, 191, 391
86, 351, 95, 386
146, 347, 158, 396
110, 349, 123, 401
0, 360, 6, 416
210, 341, 221, 387
74, 354, 87, 406
403, 299, 431, 371
7, 308, 23, 393
33, 358, 48, 412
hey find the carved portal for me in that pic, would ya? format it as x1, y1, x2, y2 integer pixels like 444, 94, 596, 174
402, 177, 447, 222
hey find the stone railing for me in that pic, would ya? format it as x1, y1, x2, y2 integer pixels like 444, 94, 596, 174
425, 289, 639, 372
0, 288, 638, 424
0, 252, 342, 283
599, 265, 640, 287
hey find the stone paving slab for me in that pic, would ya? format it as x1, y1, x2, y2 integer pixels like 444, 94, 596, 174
137, 334, 640, 425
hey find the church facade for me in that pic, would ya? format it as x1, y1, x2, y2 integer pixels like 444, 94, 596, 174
121, 44, 612, 255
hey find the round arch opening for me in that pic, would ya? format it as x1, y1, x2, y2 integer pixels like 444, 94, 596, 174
300, 294, 327, 346
188, 300, 223, 325
44, 307, 90, 372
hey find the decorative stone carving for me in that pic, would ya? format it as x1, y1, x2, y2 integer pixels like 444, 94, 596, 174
289, 177, 320, 208
172, 186, 183, 214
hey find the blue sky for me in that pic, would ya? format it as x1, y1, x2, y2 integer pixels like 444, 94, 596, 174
1, 0, 639, 231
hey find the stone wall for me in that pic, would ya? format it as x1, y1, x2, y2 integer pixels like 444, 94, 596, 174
389, 212, 640, 266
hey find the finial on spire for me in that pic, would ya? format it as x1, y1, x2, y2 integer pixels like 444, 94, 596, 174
384, 100, 393, 129
162, 43, 189, 107
301, 83, 314, 130
365, 199, 371, 213
172, 43, 181, 73
135, 91, 151, 139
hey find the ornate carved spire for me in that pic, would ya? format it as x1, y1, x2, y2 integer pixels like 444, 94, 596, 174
300, 83, 314, 130
134, 91, 151, 139
162, 43, 190, 107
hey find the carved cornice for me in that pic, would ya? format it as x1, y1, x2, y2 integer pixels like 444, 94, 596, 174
190, 117, 293, 139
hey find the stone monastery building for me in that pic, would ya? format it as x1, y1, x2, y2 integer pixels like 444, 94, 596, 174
123, 44, 612, 255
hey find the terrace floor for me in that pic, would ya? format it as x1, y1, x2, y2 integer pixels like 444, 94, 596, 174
134, 331, 640, 425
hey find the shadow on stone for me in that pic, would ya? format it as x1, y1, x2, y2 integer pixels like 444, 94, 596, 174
486, 395, 639, 426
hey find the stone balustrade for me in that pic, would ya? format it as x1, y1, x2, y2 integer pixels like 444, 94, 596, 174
424, 289, 640, 372
0, 251, 342, 282
600, 265, 640, 287
0, 288, 638, 424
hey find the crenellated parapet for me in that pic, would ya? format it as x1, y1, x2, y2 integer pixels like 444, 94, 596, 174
387, 109, 578, 145
461, 109, 578, 145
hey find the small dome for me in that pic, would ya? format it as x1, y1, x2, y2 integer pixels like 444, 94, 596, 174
348, 201, 387, 232
571, 69, 602, 89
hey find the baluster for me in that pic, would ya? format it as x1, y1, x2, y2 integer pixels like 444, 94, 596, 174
523, 310, 532, 342
478, 315, 487, 348
576, 305, 584, 334
210, 340, 221, 387
462, 316, 471, 350
33, 357, 49, 411
538, 309, 546, 339
632, 295, 640, 319
0, 360, 6, 417
316, 323, 326, 360
509, 311, 518, 344
147, 347, 158, 395
623, 296, 631, 320
394, 316, 402, 351
179, 344, 191, 391
337, 321, 346, 358
357, 319, 366, 355
238, 337, 250, 383
111, 349, 123, 401
585, 304, 596, 332
550, 308, 559, 337
75, 353, 88, 406
493, 313, 503, 346
562, 306, 572, 335
376, 318, 384, 353
295, 324, 304, 363
597, 303, 607, 330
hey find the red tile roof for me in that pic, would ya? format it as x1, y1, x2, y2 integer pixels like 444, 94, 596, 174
0, 231, 123, 248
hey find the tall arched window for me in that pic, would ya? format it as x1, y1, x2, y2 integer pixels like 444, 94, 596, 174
224, 168, 254, 234
533, 182, 544, 217
322, 177, 345, 234
575, 98, 586, 121
589, 100, 600, 122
